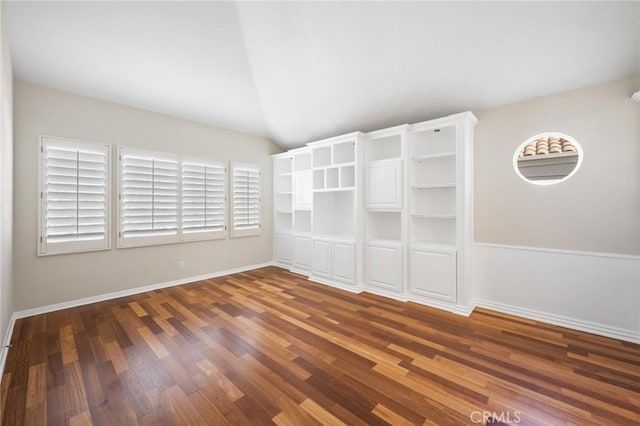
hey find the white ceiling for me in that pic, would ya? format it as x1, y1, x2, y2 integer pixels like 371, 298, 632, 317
5, 1, 639, 149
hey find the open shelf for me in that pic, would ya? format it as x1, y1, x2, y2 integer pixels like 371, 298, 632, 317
340, 165, 355, 188
334, 142, 355, 164
326, 167, 339, 189
275, 192, 292, 211
313, 191, 355, 238
274, 156, 293, 175
274, 212, 293, 233
275, 175, 292, 193
366, 134, 402, 162
313, 146, 332, 168
410, 216, 456, 246
294, 152, 312, 171
412, 183, 455, 189
366, 211, 402, 242
412, 186, 455, 216
294, 210, 312, 234
412, 151, 455, 161
313, 166, 355, 191
412, 155, 456, 185
411, 213, 456, 219
411, 125, 456, 157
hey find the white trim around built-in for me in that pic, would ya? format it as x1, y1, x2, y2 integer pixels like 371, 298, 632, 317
0, 261, 274, 379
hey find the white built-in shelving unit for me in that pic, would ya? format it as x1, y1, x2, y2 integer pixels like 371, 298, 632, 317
307, 133, 361, 291
272, 111, 477, 314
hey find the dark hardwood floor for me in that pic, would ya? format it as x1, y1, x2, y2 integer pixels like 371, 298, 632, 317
1, 266, 639, 425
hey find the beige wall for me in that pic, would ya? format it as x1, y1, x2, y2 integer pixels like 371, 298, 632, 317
14, 81, 282, 311
474, 76, 640, 255
0, 6, 14, 343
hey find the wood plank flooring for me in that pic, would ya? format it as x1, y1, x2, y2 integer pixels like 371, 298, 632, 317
1, 266, 639, 425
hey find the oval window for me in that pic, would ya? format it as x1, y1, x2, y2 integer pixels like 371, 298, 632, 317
513, 133, 583, 185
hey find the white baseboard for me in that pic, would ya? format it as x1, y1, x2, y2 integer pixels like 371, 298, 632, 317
307, 275, 363, 294
13, 261, 274, 320
472, 243, 640, 344
0, 312, 17, 380
471, 298, 640, 344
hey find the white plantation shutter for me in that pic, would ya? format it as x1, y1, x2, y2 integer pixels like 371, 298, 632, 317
119, 148, 179, 247
181, 161, 227, 240
231, 162, 261, 237
39, 136, 110, 255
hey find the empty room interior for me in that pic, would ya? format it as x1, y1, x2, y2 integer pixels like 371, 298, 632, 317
0, 1, 638, 425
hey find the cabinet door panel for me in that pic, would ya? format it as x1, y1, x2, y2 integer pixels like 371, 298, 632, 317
409, 249, 456, 303
365, 244, 402, 293
366, 159, 402, 209
293, 236, 312, 270
275, 234, 293, 263
293, 171, 312, 210
332, 242, 355, 285
312, 240, 331, 279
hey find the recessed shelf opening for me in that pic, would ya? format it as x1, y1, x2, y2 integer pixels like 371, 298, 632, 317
313, 146, 332, 168
366, 135, 402, 161
294, 210, 312, 233
294, 153, 311, 171
366, 211, 401, 242
341, 165, 355, 188
326, 167, 339, 189
274, 157, 292, 175
412, 125, 456, 157
334, 142, 355, 164
411, 216, 456, 246
275, 212, 293, 232
313, 191, 354, 237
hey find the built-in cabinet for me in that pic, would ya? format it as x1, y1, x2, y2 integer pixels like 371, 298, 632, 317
273, 111, 477, 314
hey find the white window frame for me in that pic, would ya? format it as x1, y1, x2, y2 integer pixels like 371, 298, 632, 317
117, 147, 180, 248
38, 135, 111, 256
181, 159, 228, 242
230, 162, 261, 238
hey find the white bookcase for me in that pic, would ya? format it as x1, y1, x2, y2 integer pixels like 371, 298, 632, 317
272, 111, 477, 314
362, 125, 407, 297
308, 132, 362, 291
408, 112, 477, 309
272, 153, 293, 266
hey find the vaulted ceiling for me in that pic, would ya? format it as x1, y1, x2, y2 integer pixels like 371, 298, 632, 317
5, 1, 639, 148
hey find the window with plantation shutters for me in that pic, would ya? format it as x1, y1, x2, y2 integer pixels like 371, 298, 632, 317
38, 136, 111, 255
231, 162, 261, 237
118, 147, 179, 247
181, 161, 227, 240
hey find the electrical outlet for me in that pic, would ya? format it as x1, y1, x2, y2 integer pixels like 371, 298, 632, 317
179, 261, 185, 270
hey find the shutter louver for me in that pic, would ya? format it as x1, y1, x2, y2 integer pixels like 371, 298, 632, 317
182, 162, 226, 237
120, 149, 179, 245
232, 164, 261, 237
40, 137, 110, 255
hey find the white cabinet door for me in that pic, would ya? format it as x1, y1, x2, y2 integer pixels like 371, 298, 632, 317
293, 236, 313, 270
332, 242, 355, 285
293, 171, 312, 210
274, 234, 293, 264
366, 159, 402, 209
365, 244, 402, 293
312, 239, 331, 279
409, 248, 456, 303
